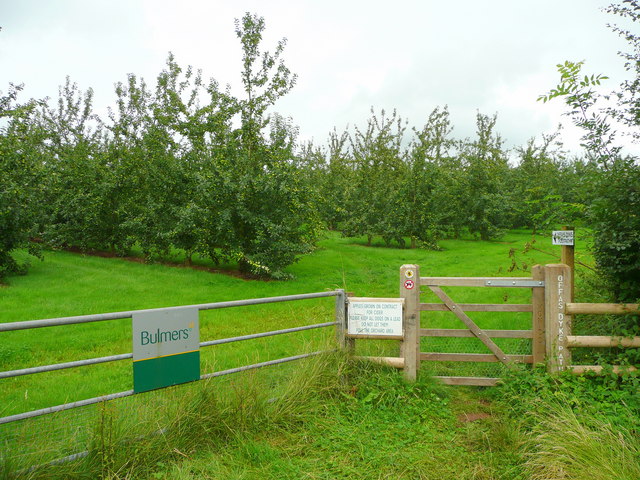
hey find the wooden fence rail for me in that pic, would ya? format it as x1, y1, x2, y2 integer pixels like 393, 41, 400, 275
566, 335, 640, 348
541, 276, 640, 375
566, 303, 640, 315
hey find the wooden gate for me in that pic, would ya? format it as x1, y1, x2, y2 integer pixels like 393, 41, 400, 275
400, 264, 546, 386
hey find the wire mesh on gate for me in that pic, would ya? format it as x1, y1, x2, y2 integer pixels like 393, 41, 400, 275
0, 403, 97, 470
419, 286, 536, 379
421, 334, 533, 378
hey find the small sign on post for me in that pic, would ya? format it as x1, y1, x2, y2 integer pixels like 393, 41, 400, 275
552, 230, 574, 246
553, 226, 575, 302
347, 298, 404, 338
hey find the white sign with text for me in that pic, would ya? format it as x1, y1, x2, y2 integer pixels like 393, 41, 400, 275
552, 230, 574, 246
347, 298, 404, 337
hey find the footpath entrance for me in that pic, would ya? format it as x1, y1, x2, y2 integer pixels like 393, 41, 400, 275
339, 263, 638, 385
397, 264, 547, 386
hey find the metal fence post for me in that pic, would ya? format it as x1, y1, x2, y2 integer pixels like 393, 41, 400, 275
335, 289, 346, 348
544, 264, 572, 373
335, 289, 355, 352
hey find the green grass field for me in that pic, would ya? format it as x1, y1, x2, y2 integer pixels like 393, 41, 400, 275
0, 230, 558, 414
2, 229, 602, 478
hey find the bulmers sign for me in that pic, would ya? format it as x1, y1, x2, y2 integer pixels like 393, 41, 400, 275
132, 307, 200, 393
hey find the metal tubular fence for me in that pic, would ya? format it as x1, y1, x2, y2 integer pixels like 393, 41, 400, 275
0, 291, 341, 332
0, 322, 337, 382
0, 290, 344, 427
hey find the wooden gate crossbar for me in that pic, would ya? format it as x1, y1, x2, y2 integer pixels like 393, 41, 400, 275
421, 329, 533, 338
421, 353, 533, 363
421, 304, 532, 312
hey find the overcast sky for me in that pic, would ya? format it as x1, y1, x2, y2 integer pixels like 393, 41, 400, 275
1, 0, 638, 156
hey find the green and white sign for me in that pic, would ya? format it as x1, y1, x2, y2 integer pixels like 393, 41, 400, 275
132, 307, 200, 393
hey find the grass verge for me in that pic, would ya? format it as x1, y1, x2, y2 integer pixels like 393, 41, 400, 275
4, 352, 527, 480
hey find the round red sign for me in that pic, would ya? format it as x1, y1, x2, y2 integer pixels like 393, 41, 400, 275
404, 280, 415, 290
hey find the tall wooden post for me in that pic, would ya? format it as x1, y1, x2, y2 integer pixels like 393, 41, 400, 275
544, 264, 572, 373
561, 226, 575, 302
531, 265, 546, 365
400, 264, 420, 381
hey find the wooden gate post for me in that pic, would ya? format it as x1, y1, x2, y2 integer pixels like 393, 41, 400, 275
400, 264, 420, 381
544, 264, 572, 373
531, 265, 546, 365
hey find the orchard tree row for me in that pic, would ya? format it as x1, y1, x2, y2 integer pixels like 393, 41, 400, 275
0, 57, 590, 280
1, 5, 638, 300
301, 106, 588, 248
1, 14, 320, 279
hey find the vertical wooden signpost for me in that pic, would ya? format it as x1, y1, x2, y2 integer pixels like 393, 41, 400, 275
544, 264, 572, 373
561, 226, 575, 302
547, 228, 575, 372
531, 265, 546, 365
400, 264, 420, 381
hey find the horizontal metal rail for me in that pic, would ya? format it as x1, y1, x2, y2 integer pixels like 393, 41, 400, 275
0, 291, 340, 332
0, 322, 337, 380
200, 321, 337, 347
0, 350, 329, 425
0, 390, 135, 425
0, 353, 134, 379
200, 350, 327, 379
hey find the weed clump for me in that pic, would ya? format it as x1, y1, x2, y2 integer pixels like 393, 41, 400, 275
493, 365, 640, 480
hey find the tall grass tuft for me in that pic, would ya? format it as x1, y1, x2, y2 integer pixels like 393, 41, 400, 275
524, 403, 640, 480
17, 349, 354, 479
